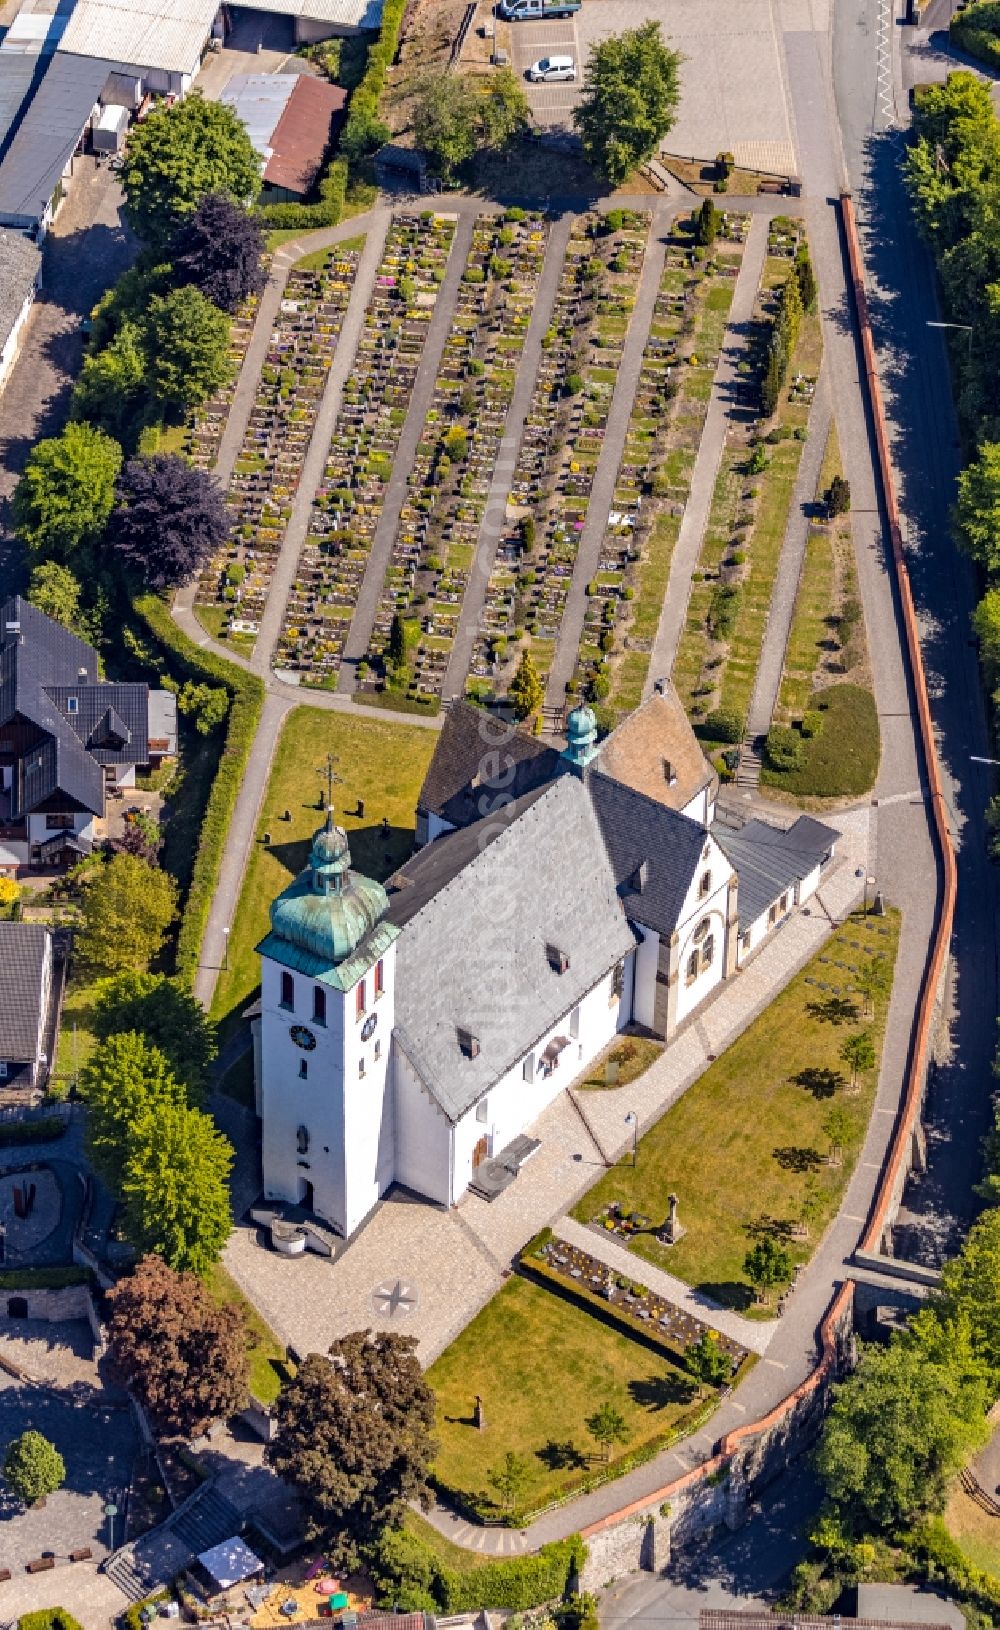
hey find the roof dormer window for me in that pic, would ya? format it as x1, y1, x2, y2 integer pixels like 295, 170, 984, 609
546, 944, 570, 974
67, 696, 78, 715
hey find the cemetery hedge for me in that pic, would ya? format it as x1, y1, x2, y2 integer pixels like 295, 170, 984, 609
517, 1251, 692, 1369
133, 593, 264, 985
0, 1116, 66, 1146
373, 1524, 586, 1612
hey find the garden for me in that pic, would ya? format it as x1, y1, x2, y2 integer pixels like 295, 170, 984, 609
467, 210, 650, 705
274, 212, 458, 685
208, 705, 437, 1036
570, 908, 900, 1310
426, 1271, 715, 1520
193, 244, 363, 653
571, 207, 751, 723
362, 207, 549, 709
673, 217, 821, 763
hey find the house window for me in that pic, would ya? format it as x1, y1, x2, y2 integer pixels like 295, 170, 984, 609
359, 1056, 366, 1078
569, 1006, 580, 1039
693, 917, 710, 943
298, 1058, 308, 1079
374, 959, 385, 999
0, 1062, 6, 1079
313, 986, 326, 1025
476, 1098, 489, 1124
768, 903, 778, 926
356, 979, 366, 1020
699, 870, 712, 898
686, 950, 699, 983
611, 960, 625, 1002
701, 934, 714, 970
523, 1053, 535, 1083
296, 1125, 309, 1154
46, 814, 73, 831
280, 971, 294, 1010
742, 930, 751, 952
67, 696, 78, 715
374, 1038, 381, 1061
780, 893, 789, 914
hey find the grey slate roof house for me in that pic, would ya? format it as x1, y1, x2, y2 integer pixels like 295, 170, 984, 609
0, 230, 41, 395
0, 921, 55, 1088
0, 595, 176, 872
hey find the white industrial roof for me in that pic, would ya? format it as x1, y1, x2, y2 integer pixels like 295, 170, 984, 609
196, 1537, 264, 1593
221, 71, 295, 162
57, 0, 218, 75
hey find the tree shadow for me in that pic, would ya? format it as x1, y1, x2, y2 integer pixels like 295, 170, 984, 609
806, 995, 859, 1025
535, 1438, 588, 1471
693, 1280, 755, 1312
629, 1371, 698, 1411
772, 1144, 823, 1172
793, 1065, 846, 1098
745, 1213, 794, 1243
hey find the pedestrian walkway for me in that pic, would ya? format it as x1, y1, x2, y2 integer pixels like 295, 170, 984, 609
745, 370, 833, 739
644, 212, 769, 695
553, 1215, 778, 1356
545, 206, 673, 711
338, 209, 483, 692
443, 210, 578, 701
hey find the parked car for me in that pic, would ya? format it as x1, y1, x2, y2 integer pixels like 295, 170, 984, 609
527, 55, 577, 82
499, 0, 581, 17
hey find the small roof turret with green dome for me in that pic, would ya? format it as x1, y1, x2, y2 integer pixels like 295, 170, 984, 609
561, 702, 599, 772
268, 808, 391, 966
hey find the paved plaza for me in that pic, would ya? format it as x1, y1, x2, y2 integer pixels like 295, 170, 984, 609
223, 806, 868, 1364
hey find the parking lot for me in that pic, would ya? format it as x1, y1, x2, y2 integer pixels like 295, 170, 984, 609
509, 0, 797, 174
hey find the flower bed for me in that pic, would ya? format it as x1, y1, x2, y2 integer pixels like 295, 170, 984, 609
274, 212, 458, 685
362, 207, 549, 706
194, 246, 362, 650
470, 210, 650, 701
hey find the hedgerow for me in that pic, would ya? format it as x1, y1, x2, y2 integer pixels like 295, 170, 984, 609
370, 1527, 585, 1613
132, 594, 264, 986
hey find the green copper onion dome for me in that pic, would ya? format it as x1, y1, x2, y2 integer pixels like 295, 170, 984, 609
562, 703, 599, 770
269, 810, 389, 965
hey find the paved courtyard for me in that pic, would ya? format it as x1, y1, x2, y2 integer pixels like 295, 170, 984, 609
510, 0, 796, 173
223, 806, 869, 1364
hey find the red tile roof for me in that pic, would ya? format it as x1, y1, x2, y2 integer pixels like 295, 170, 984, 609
265, 75, 347, 197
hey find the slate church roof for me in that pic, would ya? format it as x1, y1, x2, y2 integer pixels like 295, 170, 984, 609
586, 768, 711, 938
416, 700, 561, 832
388, 774, 636, 1123
0, 921, 49, 1061
715, 814, 838, 928
0, 596, 150, 817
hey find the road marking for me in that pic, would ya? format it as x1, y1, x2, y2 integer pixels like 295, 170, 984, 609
764, 1357, 787, 1370
843, 1213, 867, 1224
862, 1160, 882, 1170
876, 0, 896, 125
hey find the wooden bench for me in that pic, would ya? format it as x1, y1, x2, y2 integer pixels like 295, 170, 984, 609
70, 1547, 93, 1563
26, 1556, 55, 1573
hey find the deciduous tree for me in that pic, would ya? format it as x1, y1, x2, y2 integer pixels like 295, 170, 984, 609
3, 1431, 65, 1505
170, 192, 267, 314
822, 1102, 852, 1166
121, 1101, 234, 1275
411, 74, 480, 181
76, 853, 178, 976
743, 1237, 791, 1303
28, 561, 82, 629
573, 23, 681, 186
109, 806, 163, 866
72, 320, 147, 442
92, 971, 216, 1099
142, 286, 232, 412
120, 94, 261, 250
855, 956, 891, 1018
110, 453, 232, 589
685, 1330, 730, 1396
106, 1255, 248, 1435
585, 1401, 629, 1462
267, 1331, 436, 1562
488, 1449, 531, 1508
12, 422, 122, 563
80, 1032, 187, 1189
956, 441, 1000, 572
840, 1030, 876, 1091
935, 1206, 1000, 1375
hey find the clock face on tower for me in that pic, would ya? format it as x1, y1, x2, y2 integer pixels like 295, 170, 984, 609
289, 1024, 317, 1051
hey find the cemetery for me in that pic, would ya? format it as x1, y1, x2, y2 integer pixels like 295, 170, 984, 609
467, 209, 651, 704
364, 207, 549, 708
673, 217, 822, 753
194, 244, 363, 653
185, 290, 260, 478
571, 909, 900, 1310
274, 212, 458, 685
569, 210, 751, 723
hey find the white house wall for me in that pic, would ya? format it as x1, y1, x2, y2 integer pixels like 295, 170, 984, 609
393, 1047, 452, 1206
259, 957, 349, 1227
671, 833, 734, 1027
449, 957, 632, 1204
632, 924, 659, 1031
0, 279, 38, 395
341, 944, 396, 1235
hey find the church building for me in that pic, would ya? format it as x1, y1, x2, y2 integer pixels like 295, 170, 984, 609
252, 690, 838, 1239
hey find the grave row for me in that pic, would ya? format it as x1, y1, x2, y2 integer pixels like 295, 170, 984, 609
274, 212, 458, 682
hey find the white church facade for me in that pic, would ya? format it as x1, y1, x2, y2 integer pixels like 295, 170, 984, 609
252, 692, 838, 1240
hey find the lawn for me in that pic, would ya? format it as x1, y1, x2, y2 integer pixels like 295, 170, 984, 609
427, 1273, 701, 1516
945, 1484, 1000, 1577
579, 1034, 664, 1091
570, 909, 901, 1311
206, 1261, 293, 1405
209, 706, 437, 1037
761, 683, 880, 800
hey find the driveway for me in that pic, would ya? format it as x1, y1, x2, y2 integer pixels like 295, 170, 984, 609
508, 16, 582, 130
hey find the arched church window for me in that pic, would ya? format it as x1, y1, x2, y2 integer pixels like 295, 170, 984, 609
296, 1125, 309, 1154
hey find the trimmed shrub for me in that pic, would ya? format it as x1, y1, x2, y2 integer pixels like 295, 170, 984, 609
19, 1614, 85, 1630
132, 594, 264, 986
702, 707, 744, 744
0, 1116, 66, 1147
371, 1527, 585, 1614
765, 724, 805, 771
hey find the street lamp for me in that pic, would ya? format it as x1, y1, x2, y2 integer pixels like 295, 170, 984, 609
926, 319, 973, 362
624, 1110, 638, 1167
971, 756, 1000, 767
222, 925, 230, 972
104, 1500, 118, 1553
